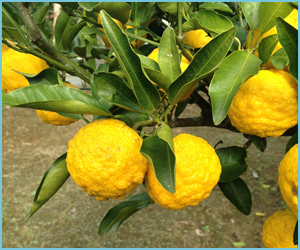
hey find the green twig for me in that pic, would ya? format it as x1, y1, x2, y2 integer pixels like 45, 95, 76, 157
177, 2, 183, 38
126, 32, 160, 47
2, 6, 30, 47
17, 3, 92, 84
132, 119, 154, 131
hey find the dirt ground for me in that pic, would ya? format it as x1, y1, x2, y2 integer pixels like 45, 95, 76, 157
2, 104, 290, 248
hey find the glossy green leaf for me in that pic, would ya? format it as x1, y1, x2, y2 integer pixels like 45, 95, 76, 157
17, 68, 63, 86
97, 2, 131, 24
99, 193, 153, 235
182, 10, 233, 34
130, 2, 156, 28
169, 27, 237, 107
157, 124, 175, 152
209, 50, 261, 125
91, 47, 110, 59
33, 2, 51, 24
286, 132, 298, 154
27, 153, 70, 219
91, 72, 145, 113
241, 2, 261, 31
158, 27, 181, 82
276, 17, 298, 81
247, 135, 267, 153
258, 34, 278, 65
260, 2, 293, 34
270, 48, 289, 70
157, 2, 189, 15
198, 2, 233, 13
175, 101, 188, 118
61, 21, 86, 51
113, 109, 150, 127
2, 85, 112, 116
59, 2, 79, 9
218, 177, 252, 215
100, 11, 160, 111
140, 136, 176, 194
143, 68, 172, 93
216, 146, 247, 183
293, 221, 298, 245
138, 55, 161, 71
55, 10, 71, 48
78, 2, 100, 11
227, 17, 248, 51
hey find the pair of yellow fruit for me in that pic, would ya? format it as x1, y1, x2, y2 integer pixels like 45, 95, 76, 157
262, 144, 298, 248
2, 43, 79, 126
66, 118, 222, 210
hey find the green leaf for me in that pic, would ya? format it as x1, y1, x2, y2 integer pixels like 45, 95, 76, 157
227, 17, 248, 51
158, 27, 181, 82
33, 2, 51, 24
218, 177, 252, 215
175, 101, 188, 118
138, 54, 161, 71
248, 135, 267, 153
270, 48, 289, 70
258, 34, 278, 65
140, 136, 176, 194
232, 242, 246, 247
27, 153, 70, 219
260, 2, 293, 34
198, 2, 233, 13
113, 109, 150, 126
17, 68, 63, 86
97, 2, 131, 24
157, 124, 175, 152
209, 50, 261, 125
169, 27, 237, 106
182, 10, 233, 34
78, 2, 100, 11
157, 2, 189, 15
241, 2, 261, 31
216, 146, 247, 183
91, 72, 145, 113
99, 192, 153, 235
61, 21, 86, 51
2, 85, 112, 116
142, 68, 172, 93
130, 2, 156, 28
55, 10, 71, 48
100, 10, 161, 111
276, 17, 298, 81
286, 132, 298, 154
293, 221, 298, 245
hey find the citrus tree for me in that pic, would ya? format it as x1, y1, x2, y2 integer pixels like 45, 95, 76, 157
2, 2, 298, 247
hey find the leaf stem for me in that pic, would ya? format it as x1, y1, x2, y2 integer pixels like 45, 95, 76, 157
126, 32, 160, 47
177, 2, 183, 38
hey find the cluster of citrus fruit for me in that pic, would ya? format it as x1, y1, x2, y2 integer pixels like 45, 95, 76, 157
2, 43, 79, 126
262, 144, 298, 248
66, 118, 222, 210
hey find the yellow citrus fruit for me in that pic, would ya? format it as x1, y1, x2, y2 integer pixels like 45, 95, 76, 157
35, 83, 79, 126
97, 14, 124, 49
278, 144, 298, 218
262, 209, 298, 248
247, 9, 298, 70
228, 69, 298, 138
2, 43, 49, 92
182, 29, 212, 49
66, 119, 148, 201
147, 48, 196, 102
145, 133, 221, 210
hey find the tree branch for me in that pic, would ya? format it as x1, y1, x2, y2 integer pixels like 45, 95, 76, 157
17, 2, 91, 84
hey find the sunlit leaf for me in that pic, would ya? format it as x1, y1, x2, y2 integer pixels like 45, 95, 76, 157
209, 50, 261, 125
169, 27, 237, 106
100, 10, 161, 111
258, 34, 278, 65
241, 2, 260, 31
198, 2, 233, 13
2, 85, 112, 116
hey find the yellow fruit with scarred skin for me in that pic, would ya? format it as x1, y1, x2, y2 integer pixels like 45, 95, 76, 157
66, 119, 148, 201
278, 144, 298, 218
228, 69, 298, 138
145, 133, 221, 210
